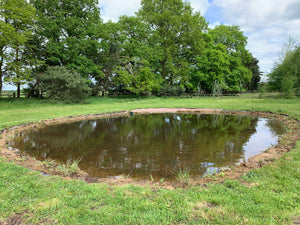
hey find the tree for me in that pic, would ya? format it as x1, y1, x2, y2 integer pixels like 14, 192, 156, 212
94, 21, 122, 95
31, 0, 103, 80
268, 44, 300, 97
138, 0, 208, 86
97, 16, 160, 95
113, 58, 162, 95
245, 55, 262, 91
191, 34, 230, 93
112, 16, 163, 95
209, 25, 252, 92
36, 66, 91, 103
0, 0, 36, 97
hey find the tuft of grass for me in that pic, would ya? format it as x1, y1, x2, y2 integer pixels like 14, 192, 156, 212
40, 158, 81, 175
41, 158, 56, 169
174, 167, 190, 186
57, 158, 81, 175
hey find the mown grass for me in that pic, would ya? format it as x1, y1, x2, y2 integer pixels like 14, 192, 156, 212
0, 96, 300, 224
1, 96, 300, 130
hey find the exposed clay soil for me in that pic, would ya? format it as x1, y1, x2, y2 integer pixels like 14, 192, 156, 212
0, 108, 299, 189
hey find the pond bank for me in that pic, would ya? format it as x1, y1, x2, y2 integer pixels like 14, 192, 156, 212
1, 108, 299, 189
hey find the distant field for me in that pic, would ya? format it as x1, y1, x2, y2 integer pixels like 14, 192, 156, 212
0, 96, 300, 224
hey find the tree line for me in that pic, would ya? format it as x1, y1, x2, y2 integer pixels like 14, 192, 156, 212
0, 0, 261, 102
268, 37, 300, 98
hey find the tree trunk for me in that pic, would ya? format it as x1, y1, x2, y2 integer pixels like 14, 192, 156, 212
27, 82, 38, 98
17, 83, 21, 98
0, 70, 2, 97
16, 47, 20, 98
0, 47, 3, 97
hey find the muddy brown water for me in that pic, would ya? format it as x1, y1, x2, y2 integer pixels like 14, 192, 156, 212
10, 113, 284, 180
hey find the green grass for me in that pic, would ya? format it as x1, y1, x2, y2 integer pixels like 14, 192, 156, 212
1, 96, 300, 130
0, 96, 300, 224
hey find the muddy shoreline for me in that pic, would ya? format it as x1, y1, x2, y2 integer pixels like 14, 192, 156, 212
1, 108, 299, 189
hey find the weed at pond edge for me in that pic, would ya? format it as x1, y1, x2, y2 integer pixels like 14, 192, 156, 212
173, 168, 190, 186
57, 158, 82, 175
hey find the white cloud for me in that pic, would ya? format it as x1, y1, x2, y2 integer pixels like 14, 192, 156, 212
100, 0, 210, 22
213, 0, 293, 26
189, 0, 209, 14
208, 21, 221, 29
99, 0, 141, 22
212, 0, 300, 74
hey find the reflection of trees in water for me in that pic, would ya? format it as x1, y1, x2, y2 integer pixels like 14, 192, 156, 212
265, 119, 285, 136
13, 119, 102, 163
12, 114, 283, 179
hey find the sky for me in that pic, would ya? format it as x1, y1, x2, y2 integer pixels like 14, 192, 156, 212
100, 0, 300, 80
3, 0, 300, 90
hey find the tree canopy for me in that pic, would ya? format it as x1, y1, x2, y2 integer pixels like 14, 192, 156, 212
0, 0, 36, 97
0, 0, 262, 100
268, 43, 300, 97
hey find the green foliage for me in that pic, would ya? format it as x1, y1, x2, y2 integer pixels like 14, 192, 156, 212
158, 84, 185, 96
209, 25, 252, 92
258, 83, 267, 98
114, 61, 162, 95
246, 55, 262, 90
138, 0, 208, 85
0, 0, 36, 96
31, 0, 103, 80
193, 35, 230, 93
212, 80, 224, 96
1, 0, 260, 98
269, 44, 300, 97
57, 159, 81, 175
36, 66, 91, 103
281, 75, 296, 98
174, 168, 190, 185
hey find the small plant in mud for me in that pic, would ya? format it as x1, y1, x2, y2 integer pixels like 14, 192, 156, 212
149, 175, 154, 182
41, 159, 56, 169
16, 156, 30, 162
218, 171, 225, 177
41, 158, 81, 175
57, 158, 81, 175
258, 160, 264, 167
174, 167, 190, 185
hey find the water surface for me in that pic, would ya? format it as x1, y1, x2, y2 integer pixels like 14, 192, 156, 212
11, 114, 284, 180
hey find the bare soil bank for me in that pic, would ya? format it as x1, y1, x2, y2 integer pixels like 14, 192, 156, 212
1, 108, 299, 189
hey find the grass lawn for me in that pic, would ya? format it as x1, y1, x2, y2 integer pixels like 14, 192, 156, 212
0, 96, 300, 224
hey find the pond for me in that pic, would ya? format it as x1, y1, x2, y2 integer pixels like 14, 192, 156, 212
11, 113, 284, 180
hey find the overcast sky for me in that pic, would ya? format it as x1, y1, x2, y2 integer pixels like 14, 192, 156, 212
3, 0, 299, 90
100, 0, 300, 80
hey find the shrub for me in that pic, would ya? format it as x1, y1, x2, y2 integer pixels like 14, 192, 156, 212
37, 66, 91, 103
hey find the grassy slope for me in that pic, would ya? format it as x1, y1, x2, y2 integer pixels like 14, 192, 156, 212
0, 96, 300, 224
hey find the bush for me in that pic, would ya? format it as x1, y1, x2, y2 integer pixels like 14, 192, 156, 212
158, 85, 185, 96
282, 75, 296, 98
37, 66, 91, 103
